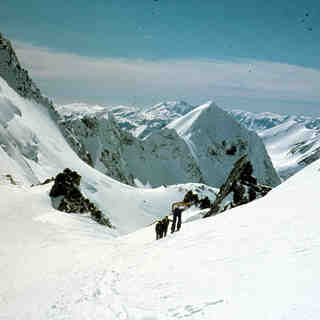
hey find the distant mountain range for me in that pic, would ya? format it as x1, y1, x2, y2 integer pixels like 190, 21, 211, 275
110, 100, 196, 139
110, 100, 320, 181
229, 109, 320, 180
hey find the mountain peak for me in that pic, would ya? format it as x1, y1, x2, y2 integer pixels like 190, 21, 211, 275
169, 101, 280, 187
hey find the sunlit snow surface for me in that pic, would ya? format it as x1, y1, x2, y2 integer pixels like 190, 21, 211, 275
0, 76, 319, 319
2, 159, 320, 319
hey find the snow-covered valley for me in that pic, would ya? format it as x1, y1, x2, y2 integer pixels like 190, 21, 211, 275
2, 156, 320, 319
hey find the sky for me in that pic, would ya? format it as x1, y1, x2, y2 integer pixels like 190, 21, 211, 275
1, 0, 320, 115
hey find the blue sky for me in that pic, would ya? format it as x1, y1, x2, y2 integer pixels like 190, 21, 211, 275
1, 0, 320, 115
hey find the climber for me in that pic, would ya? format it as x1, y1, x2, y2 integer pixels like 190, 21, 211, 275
171, 201, 190, 233
155, 220, 164, 240
162, 216, 170, 237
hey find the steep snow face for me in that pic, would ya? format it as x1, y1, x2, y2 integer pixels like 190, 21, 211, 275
261, 121, 320, 180
132, 128, 204, 186
169, 101, 281, 187
230, 109, 320, 180
2, 149, 320, 319
110, 100, 196, 139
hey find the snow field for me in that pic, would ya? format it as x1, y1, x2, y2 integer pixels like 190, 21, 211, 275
2, 158, 320, 319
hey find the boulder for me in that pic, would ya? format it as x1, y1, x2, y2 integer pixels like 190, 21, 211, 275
49, 168, 112, 227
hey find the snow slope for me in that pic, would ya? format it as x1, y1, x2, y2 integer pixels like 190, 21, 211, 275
260, 121, 319, 179
2, 149, 320, 319
0, 75, 215, 234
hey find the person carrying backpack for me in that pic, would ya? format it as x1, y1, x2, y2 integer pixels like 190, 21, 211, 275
171, 201, 189, 233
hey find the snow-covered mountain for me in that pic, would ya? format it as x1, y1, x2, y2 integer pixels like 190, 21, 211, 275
57, 103, 204, 187
59, 101, 280, 188
0, 31, 278, 236
110, 100, 197, 139
2, 32, 320, 320
168, 101, 280, 187
230, 109, 320, 179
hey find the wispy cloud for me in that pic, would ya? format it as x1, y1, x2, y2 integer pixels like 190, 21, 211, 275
12, 40, 320, 114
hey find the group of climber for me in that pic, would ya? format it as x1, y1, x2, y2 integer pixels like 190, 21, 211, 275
155, 201, 190, 240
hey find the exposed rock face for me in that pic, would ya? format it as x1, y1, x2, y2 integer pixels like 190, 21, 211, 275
57, 107, 139, 185
49, 168, 112, 227
204, 155, 272, 217
0, 33, 56, 116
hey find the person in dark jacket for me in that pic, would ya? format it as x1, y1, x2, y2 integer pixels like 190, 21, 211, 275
162, 216, 170, 237
170, 201, 190, 233
155, 220, 164, 240
171, 207, 182, 233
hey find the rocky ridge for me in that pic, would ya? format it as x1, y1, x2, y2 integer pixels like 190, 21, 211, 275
204, 155, 272, 217
0, 33, 57, 117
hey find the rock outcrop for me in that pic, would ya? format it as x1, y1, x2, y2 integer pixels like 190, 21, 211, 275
204, 155, 272, 217
49, 168, 112, 227
0, 33, 57, 117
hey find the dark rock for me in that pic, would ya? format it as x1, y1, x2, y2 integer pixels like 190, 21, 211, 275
204, 155, 273, 217
49, 168, 113, 227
